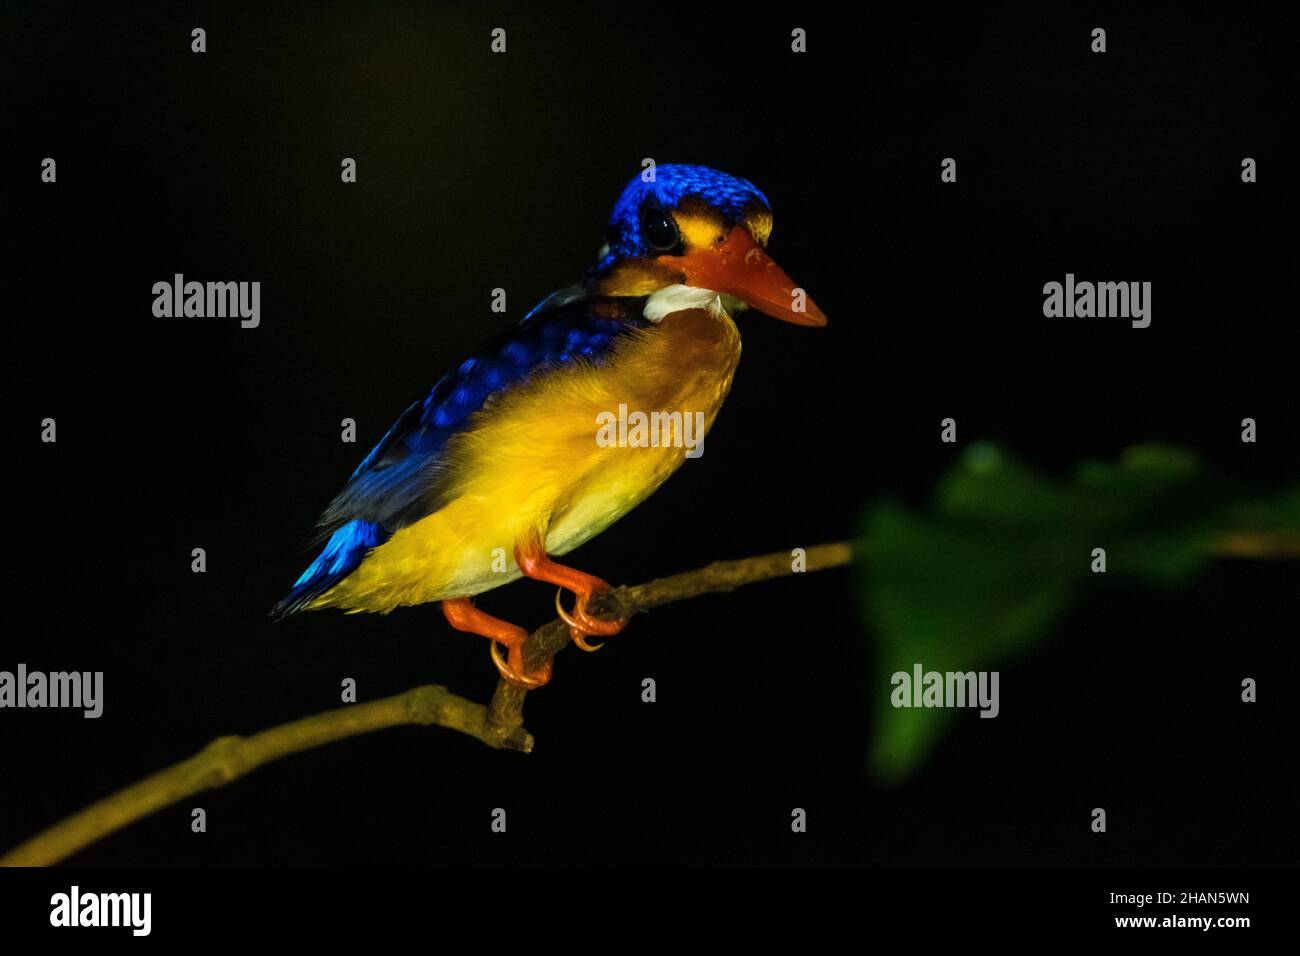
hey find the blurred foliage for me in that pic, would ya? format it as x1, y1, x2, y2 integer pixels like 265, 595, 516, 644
856, 443, 1300, 784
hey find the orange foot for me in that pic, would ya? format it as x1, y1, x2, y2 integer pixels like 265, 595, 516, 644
515, 531, 628, 652
442, 597, 552, 689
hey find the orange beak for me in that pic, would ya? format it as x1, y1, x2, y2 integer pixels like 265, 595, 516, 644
658, 226, 828, 327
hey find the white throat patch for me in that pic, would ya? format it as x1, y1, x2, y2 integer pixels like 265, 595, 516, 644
643, 284, 727, 324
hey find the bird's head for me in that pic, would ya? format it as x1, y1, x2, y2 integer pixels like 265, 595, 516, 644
590, 164, 827, 327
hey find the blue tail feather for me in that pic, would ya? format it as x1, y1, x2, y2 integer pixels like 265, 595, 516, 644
270, 519, 390, 619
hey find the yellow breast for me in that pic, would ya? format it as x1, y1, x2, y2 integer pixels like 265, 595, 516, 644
316, 306, 742, 613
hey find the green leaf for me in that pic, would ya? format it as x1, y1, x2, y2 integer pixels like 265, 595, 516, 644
857, 444, 1298, 785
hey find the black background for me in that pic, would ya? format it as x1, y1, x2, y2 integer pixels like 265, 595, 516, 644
4, 1, 1297, 870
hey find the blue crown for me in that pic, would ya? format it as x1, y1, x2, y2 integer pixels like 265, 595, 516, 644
602, 164, 770, 262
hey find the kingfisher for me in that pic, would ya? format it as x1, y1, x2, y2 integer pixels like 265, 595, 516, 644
272, 164, 827, 688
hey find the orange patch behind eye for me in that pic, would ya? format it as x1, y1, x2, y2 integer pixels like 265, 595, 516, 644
672, 198, 772, 251
672, 201, 728, 251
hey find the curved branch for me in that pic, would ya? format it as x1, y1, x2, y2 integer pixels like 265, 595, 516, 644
484, 541, 855, 734
0, 685, 529, 868
0, 541, 853, 867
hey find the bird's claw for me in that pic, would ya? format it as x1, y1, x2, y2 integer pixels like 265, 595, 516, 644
490, 639, 552, 689
555, 587, 627, 652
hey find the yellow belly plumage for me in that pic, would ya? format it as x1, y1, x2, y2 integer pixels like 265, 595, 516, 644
312, 306, 742, 613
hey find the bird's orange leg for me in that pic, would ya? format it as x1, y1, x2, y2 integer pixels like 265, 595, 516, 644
442, 597, 552, 689
514, 532, 627, 652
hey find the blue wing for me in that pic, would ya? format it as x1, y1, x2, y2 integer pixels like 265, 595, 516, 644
271, 288, 645, 618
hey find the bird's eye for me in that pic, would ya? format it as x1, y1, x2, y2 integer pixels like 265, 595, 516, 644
639, 206, 680, 253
